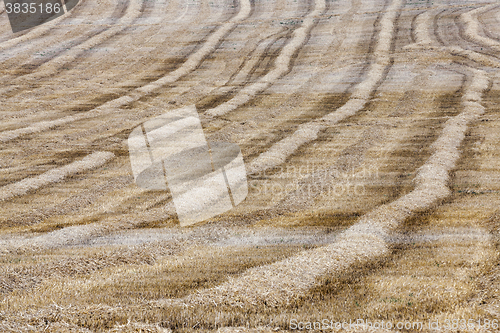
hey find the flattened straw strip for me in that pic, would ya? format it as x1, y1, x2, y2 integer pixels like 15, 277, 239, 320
206, 0, 326, 117
157, 68, 489, 307
247, 0, 402, 174
0, 151, 115, 202
0, 0, 252, 143
22, 0, 145, 82
460, 4, 500, 52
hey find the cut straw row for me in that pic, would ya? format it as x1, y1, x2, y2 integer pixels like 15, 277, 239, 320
408, 5, 500, 68
247, 0, 403, 174
0, 0, 252, 143
460, 4, 500, 52
205, 0, 326, 117
157, 68, 490, 308
0, 0, 79, 52
0, 151, 115, 202
18, 0, 145, 82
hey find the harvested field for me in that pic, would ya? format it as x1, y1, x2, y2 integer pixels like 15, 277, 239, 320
1, 0, 500, 332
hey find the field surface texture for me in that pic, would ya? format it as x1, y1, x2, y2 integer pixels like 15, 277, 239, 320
1, 0, 500, 331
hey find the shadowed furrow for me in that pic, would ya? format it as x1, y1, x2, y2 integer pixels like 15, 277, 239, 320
247, 0, 402, 174
155, 68, 489, 308
0, 0, 252, 143
0, 151, 114, 202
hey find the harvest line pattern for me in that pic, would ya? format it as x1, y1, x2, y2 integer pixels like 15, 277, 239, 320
1, 0, 500, 331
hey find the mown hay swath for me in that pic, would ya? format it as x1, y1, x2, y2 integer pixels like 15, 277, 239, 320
247, 0, 402, 174
21, 0, 145, 81
0, 151, 114, 202
460, 4, 500, 52
0, 0, 252, 143
206, 0, 326, 117
156, 68, 489, 307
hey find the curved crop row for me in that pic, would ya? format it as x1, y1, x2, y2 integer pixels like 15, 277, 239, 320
0, 151, 114, 202
15, 0, 145, 83
157, 67, 489, 308
205, 0, 326, 117
460, 4, 500, 51
0, 0, 252, 143
0, 0, 82, 52
247, 0, 402, 174
409, 5, 500, 68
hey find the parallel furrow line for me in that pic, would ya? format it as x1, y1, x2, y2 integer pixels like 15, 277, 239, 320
0, 0, 145, 85
205, 0, 326, 117
409, 6, 500, 68
0, 0, 83, 52
247, 0, 401, 174
157, 68, 490, 308
0, 0, 252, 143
460, 4, 500, 52
0, 151, 114, 202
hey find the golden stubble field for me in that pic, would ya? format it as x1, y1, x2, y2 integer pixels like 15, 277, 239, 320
0, 0, 500, 332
